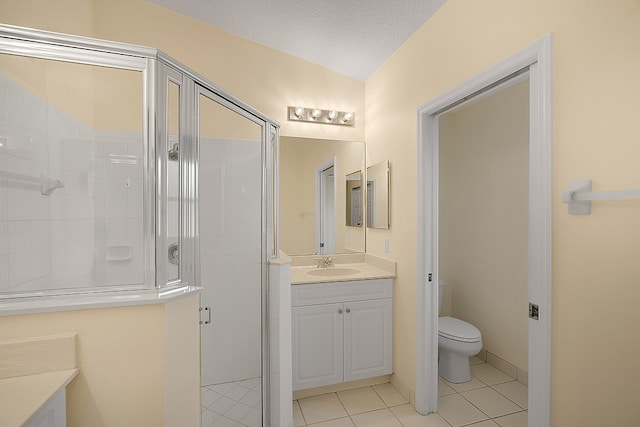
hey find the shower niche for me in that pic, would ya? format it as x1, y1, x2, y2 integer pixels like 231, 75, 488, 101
0, 24, 278, 426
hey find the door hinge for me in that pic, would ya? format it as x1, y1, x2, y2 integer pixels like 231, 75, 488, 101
529, 303, 539, 320
428, 273, 433, 282
199, 306, 211, 325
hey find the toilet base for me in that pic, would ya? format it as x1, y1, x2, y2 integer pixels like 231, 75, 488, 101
439, 349, 472, 383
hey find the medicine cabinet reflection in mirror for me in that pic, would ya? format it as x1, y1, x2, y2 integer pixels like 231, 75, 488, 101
366, 160, 390, 229
280, 136, 365, 255
346, 170, 363, 227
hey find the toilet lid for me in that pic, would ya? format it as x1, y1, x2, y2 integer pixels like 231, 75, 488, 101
438, 316, 482, 343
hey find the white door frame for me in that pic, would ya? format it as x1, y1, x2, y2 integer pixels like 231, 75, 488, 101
415, 35, 553, 425
316, 158, 336, 254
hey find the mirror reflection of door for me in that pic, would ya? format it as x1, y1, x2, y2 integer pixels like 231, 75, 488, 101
346, 170, 363, 227
350, 186, 362, 226
366, 180, 375, 227
317, 162, 336, 254
366, 160, 390, 229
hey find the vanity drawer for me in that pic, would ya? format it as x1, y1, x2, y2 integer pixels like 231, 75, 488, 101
292, 278, 392, 306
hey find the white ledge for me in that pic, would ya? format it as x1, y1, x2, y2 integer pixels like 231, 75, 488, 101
0, 286, 202, 317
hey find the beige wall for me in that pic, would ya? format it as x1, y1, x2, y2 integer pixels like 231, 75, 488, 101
0, 293, 200, 427
1, 0, 365, 139
165, 293, 201, 427
0, 54, 96, 128
366, 0, 640, 424
0, 0, 93, 36
0, 52, 144, 133
439, 80, 529, 371
89, 0, 365, 142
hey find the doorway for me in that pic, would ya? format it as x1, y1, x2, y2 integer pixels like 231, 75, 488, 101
316, 160, 336, 254
415, 36, 552, 426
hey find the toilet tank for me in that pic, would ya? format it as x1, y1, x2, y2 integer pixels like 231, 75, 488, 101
438, 279, 445, 314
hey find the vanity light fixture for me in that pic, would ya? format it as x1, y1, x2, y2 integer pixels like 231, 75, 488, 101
288, 106, 355, 126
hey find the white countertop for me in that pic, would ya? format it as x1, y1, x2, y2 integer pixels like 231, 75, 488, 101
0, 369, 78, 427
291, 262, 395, 285
290, 254, 396, 285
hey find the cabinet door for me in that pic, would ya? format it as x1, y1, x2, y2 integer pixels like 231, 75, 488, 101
344, 299, 393, 382
26, 389, 67, 427
292, 303, 344, 390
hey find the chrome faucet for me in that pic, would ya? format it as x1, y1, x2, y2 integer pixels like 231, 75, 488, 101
316, 256, 334, 268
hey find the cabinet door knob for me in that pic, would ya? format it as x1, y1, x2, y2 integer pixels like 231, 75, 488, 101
338, 309, 343, 314
346, 308, 351, 313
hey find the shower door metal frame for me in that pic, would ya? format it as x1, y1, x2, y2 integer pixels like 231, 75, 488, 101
154, 62, 199, 289
194, 83, 274, 426
0, 24, 157, 296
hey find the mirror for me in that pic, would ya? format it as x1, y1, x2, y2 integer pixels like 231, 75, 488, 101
366, 160, 390, 229
280, 136, 365, 255
346, 170, 363, 227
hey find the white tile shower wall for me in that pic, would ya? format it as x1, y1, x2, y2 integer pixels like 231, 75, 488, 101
200, 138, 262, 385
1, 73, 53, 292
0, 74, 144, 294
49, 110, 96, 289
93, 129, 144, 286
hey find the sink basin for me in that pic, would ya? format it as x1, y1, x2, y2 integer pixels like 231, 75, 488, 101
307, 267, 361, 277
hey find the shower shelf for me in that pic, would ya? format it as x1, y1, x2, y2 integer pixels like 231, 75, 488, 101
562, 179, 640, 215
106, 245, 132, 261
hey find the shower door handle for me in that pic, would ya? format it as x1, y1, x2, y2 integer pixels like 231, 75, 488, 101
199, 307, 211, 325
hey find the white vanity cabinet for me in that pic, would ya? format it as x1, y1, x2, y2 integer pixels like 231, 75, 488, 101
292, 278, 393, 391
26, 389, 67, 427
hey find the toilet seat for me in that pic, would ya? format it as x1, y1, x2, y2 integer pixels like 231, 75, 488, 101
438, 316, 481, 343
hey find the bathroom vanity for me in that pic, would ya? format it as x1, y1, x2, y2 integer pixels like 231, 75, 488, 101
290, 255, 395, 391
0, 334, 78, 427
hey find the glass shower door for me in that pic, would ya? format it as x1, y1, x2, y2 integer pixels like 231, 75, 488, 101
197, 87, 265, 427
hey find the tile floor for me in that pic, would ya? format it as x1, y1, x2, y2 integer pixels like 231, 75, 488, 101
200, 360, 527, 427
201, 378, 262, 427
293, 360, 528, 427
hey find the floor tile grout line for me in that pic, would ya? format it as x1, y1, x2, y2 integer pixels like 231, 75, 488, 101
439, 369, 529, 426
295, 399, 308, 427
488, 382, 528, 411
456, 384, 513, 422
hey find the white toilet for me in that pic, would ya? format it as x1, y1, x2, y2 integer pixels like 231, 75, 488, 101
438, 279, 482, 383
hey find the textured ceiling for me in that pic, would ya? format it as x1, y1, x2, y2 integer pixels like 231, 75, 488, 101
147, 0, 447, 81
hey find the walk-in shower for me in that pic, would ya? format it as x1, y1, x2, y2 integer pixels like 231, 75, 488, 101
0, 24, 278, 426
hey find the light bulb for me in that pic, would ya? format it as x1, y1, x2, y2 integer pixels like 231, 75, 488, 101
328, 110, 338, 121
311, 109, 322, 119
342, 112, 354, 122
294, 107, 304, 118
